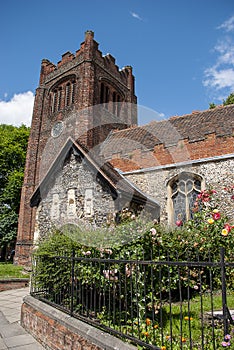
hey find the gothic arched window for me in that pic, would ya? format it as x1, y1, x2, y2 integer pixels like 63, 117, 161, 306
168, 172, 202, 225
65, 83, 71, 106
58, 87, 62, 111
71, 80, 76, 104
52, 89, 58, 113
49, 75, 76, 114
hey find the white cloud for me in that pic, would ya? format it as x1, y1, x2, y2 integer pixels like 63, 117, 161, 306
214, 39, 234, 66
0, 91, 34, 127
203, 67, 234, 90
217, 15, 234, 32
203, 16, 234, 100
130, 11, 142, 21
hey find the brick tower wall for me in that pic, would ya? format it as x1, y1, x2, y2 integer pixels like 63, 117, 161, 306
15, 31, 137, 265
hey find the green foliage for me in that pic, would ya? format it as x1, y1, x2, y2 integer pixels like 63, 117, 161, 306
209, 91, 234, 109
0, 124, 30, 255
223, 92, 234, 106
61, 213, 154, 249
33, 188, 234, 348
209, 102, 216, 109
33, 188, 234, 294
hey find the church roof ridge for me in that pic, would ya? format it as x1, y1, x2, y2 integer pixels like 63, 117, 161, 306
108, 103, 234, 133
105, 103, 234, 138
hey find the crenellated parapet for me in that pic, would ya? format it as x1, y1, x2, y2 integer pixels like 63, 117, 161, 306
39, 31, 135, 95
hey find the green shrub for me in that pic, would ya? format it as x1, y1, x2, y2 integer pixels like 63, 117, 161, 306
32, 187, 234, 348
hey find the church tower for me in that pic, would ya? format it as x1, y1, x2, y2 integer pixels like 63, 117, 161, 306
15, 31, 137, 265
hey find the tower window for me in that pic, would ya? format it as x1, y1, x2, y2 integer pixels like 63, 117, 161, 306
66, 83, 71, 106
100, 83, 105, 104
105, 86, 109, 104
71, 80, 76, 104
100, 83, 110, 106
53, 90, 58, 113
58, 87, 62, 111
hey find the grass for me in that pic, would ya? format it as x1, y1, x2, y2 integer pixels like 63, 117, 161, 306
98, 291, 234, 350
159, 291, 234, 349
0, 262, 30, 278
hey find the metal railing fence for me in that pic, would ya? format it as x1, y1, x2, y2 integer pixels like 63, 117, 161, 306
31, 247, 234, 350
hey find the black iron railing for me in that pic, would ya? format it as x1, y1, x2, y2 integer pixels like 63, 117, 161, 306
31, 248, 234, 350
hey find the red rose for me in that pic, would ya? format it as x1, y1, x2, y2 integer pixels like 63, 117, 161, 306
176, 220, 183, 227
212, 212, 221, 220
224, 224, 231, 233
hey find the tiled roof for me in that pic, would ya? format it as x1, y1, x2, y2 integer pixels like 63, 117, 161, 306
101, 104, 234, 155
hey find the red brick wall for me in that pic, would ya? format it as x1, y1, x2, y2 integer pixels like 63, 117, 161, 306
15, 31, 137, 266
0, 279, 29, 292
21, 296, 136, 350
22, 303, 101, 350
109, 134, 234, 172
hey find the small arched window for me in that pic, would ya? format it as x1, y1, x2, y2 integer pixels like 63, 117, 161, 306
168, 172, 202, 225
105, 86, 109, 105
53, 89, 58, 113
66, 83, 71, 106
58, 87, 62, 111
71, 80, 76, 104
100, 83, 105, 104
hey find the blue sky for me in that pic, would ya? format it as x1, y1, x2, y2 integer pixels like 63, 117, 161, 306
0, 0, 233, 126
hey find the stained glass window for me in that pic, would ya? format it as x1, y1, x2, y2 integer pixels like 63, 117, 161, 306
171, 173, 201, 224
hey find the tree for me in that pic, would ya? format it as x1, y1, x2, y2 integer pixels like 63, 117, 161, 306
209, 92, 234, 109
223, 92, 234, 106
0, 124, 30, 260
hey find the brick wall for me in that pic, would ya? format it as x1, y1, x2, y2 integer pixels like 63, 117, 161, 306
0, 279, 29, 292
15, 31, 137, 266
108, 133, 234, 172
21, 296, 136, 350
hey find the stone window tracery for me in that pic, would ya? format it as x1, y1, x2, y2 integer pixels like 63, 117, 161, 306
168, 172, 202, 225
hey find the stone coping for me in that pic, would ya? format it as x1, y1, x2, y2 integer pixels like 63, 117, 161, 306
0, 278, 30, 292
0, 278, 29, 282
22, 295, 137, 350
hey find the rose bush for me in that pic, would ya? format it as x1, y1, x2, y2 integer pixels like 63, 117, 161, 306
33, 185, 234, 349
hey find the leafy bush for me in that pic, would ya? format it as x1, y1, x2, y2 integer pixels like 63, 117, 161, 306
32, 187, 234, 348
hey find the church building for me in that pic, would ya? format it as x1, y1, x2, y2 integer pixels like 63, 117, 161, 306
15, 31, 234, 266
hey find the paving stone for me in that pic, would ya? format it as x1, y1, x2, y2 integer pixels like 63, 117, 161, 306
4, 334, 36, 348
0, 288, 45, 349
0, 338, 7, 350
0, 312, 8, 326
0, 324, 27, 339
8, 343, 44, 350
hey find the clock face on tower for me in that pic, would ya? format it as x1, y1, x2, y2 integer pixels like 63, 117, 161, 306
51, 121, 64, 138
